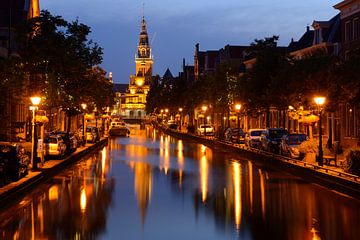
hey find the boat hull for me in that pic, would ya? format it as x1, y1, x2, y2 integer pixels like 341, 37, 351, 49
109, 128, 130, 137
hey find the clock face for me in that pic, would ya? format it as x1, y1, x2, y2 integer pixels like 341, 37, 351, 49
136, 78, 144, 87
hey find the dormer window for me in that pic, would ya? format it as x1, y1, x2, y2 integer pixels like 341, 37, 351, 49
314, 29, 322, 44
345, 21, 353, 42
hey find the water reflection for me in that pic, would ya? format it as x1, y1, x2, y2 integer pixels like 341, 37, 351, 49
0, 147, 115, 240
232, 161, 242, 229
177, 140, 184, 186
1, 128, 360, 240
132, 161, 152, 225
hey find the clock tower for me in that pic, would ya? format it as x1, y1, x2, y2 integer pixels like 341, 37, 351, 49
122, 16, 153, 120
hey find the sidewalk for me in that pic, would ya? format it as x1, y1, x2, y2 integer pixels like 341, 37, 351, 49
0, 138, 108, 206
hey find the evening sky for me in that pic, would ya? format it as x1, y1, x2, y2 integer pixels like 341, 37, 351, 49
42, 0, 340, 83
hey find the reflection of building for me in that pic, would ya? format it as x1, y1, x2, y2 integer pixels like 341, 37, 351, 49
117, 16, 153, 120
134, 162, 152, 225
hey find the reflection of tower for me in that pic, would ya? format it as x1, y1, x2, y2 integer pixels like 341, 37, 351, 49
134, 162, 153, 226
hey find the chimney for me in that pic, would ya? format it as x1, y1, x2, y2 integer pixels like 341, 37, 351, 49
307, 26, 310, 32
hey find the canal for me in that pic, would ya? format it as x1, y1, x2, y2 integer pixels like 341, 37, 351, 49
0, 126, 360, 240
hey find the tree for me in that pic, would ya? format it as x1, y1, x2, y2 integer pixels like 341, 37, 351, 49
14, 10, 113, 132
241, 36, 288, 127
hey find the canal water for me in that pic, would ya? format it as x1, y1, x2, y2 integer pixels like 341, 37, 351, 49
0, 126, 360, 240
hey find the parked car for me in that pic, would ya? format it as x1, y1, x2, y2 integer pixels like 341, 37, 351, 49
51, 131, 78, 154
86, 126, 100, 143
44, 135, 67, 157
279, 133, 308, 159
0, 143, 30, 180
260, 128, 289, 153
197, 124, 215, 136
245, 129, 265, 148
230, 128, 246, 143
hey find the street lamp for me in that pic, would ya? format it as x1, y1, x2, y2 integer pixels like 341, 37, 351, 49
81, 103, 87, 146
314, 96, 326, 166
202, 105, 208, 136
235, 104, 242, 142
178, 108, 183, 131
30, 96, 41, 170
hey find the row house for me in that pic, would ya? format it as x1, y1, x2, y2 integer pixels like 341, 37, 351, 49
286, 13, 341, 147
0, 0, 40, 141
334, 0, 360, 148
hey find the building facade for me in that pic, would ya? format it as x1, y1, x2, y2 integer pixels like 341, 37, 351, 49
120, 16, 153, 120
0, 0, 40, 141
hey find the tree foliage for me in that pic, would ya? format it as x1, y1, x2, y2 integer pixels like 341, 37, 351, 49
13, 10, 113, 115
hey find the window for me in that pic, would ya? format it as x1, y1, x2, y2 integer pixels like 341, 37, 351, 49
314, 29, 321, 44
354, 18, 360, 40
345, 21, 353, 42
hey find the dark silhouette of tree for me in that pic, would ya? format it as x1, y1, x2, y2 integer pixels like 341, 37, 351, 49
12, 10, 113, 132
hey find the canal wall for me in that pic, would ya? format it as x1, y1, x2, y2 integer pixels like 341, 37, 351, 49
0, 138, 108, 207
156, 124, 360, 199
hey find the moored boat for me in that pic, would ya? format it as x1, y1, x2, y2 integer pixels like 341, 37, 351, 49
109, 121, 130, 137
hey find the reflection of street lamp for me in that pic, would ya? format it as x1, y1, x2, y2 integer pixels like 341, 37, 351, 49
202, 105, 208, 136
30, 96, 41, 170
235, 104, 242, 141
160, 109, 164, 122
81, 103, 87, 146
314, 97, 326, 166
178, 108, 183, 131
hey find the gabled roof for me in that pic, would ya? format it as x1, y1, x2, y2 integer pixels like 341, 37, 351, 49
312, 13, 341, 43
162, 68, 174, 79
334, 0, 357, 9
288, 28, 314, 52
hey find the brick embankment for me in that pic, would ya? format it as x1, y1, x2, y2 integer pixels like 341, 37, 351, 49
0, 138, 108, 207
155, 123, 360, 199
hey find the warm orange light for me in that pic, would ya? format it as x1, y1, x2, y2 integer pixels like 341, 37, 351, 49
235, 104, 241, 111
200, 155, 208, 202
165, 109, 169, 113
178, 108, 183, 112
314, 97, 326, 106
160, 109, 164, 113
49, 185, 59, 201
81, 103, 87, 110
202, 105, 207, 112
30, 96, 41, 106
233, 161, 242, 228
80, 188, 87, 213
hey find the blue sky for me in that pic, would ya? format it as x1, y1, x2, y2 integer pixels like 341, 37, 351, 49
42, 0, 341, 83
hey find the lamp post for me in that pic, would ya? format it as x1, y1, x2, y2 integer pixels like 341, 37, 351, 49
202, 105, 208, 136
314, 97, 326, 166
81, 103, 87, 146
235, 104, 242, 142
30, 96, 41, 170
178, 108, 183, 131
